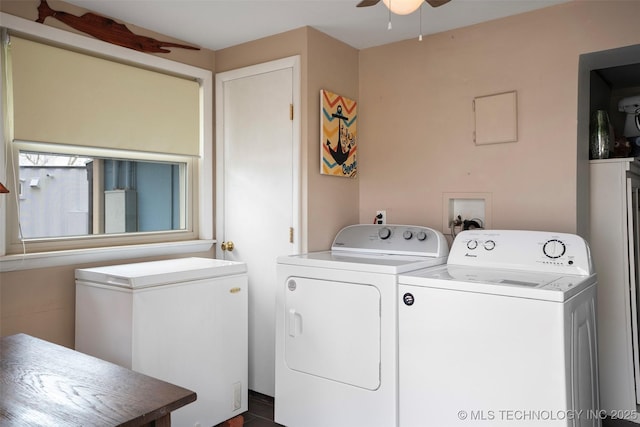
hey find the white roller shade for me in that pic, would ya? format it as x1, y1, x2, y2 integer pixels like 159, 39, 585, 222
10, 36, 200, 156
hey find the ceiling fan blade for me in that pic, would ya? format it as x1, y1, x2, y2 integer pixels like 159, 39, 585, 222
356, 0, 381, 7
425, 0, 451, 7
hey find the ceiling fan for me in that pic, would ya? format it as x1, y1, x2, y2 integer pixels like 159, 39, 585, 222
358, 0, 452, 36
357, 0, 451, 12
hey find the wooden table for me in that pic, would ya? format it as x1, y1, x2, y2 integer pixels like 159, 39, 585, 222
0, 333, 196, 426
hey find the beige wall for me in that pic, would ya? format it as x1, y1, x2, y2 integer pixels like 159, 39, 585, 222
0, 0, 217, 347
2, 0, 639, 347
306, 29, 360, 251
358, 1, 640, 235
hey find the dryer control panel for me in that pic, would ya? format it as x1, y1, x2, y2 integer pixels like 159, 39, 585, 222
331, 224, 449, 258
448, 229, 593, 275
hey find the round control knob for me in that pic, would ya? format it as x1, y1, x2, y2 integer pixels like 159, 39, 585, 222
467, 240, 478, 250
403, 230, 413, 240
484, 240, 496, 251
543, 239, 566, 259
378, 227, 391, 240
416, 231, 427, 241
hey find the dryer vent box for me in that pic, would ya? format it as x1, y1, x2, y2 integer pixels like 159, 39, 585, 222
443, 192, 492, 234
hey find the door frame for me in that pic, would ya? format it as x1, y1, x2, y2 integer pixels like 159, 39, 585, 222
214, 56, 302, 258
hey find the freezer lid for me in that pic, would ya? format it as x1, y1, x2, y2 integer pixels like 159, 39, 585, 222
75, 257, 247, 289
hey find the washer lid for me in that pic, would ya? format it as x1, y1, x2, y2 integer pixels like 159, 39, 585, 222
399, 265, 596, 302
75, 257, 247, 289
277, 251, 447, 274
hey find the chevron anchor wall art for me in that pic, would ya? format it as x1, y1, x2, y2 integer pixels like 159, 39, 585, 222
321, 89, 357, 178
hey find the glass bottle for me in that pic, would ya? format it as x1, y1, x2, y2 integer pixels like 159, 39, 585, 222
590, 110, 612, 159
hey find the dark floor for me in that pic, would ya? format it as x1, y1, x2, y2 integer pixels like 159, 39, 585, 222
226, 392, 637, 427
242, 391, 283, 427
604, 417, 638, 427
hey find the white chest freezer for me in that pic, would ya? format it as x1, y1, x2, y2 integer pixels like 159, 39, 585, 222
75, 257, 248, 427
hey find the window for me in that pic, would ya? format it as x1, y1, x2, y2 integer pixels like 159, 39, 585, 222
17, 149, 188, 239
0, 13, 213, 264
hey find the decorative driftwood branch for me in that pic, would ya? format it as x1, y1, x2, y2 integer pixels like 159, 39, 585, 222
36, 0, 200, 53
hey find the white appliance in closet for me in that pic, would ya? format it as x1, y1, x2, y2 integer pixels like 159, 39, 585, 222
590, 158, 640, 423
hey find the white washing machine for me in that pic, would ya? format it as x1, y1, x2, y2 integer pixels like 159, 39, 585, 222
275, 224, 449, 427
398, 230, 599, 427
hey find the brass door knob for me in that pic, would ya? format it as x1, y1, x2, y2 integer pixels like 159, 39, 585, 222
221, 241, 235, 251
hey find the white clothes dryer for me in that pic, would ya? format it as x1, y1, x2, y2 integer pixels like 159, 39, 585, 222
275, 224, 449, 427
398, 230, 599, 427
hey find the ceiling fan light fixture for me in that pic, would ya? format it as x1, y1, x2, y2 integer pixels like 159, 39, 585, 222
382, 0, 423, 15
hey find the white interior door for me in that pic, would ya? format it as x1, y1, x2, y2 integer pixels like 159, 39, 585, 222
216, 56, 301, 396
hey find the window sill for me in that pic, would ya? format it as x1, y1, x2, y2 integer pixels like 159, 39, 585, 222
0, 240, 215, 272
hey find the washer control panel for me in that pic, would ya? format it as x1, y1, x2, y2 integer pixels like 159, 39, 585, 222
331, 224, 449, 258
449, 230, 593, 275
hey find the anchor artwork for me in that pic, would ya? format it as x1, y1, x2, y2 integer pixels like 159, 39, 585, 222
321, 89, 357, 178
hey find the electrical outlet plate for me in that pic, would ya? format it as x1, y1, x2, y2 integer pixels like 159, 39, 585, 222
376, 210, 386, 224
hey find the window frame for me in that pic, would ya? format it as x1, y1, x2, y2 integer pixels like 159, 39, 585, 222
0, 12, 213, 271
11, 141, 195, 245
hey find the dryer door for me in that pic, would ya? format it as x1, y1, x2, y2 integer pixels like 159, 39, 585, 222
284, 277, 381, 390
